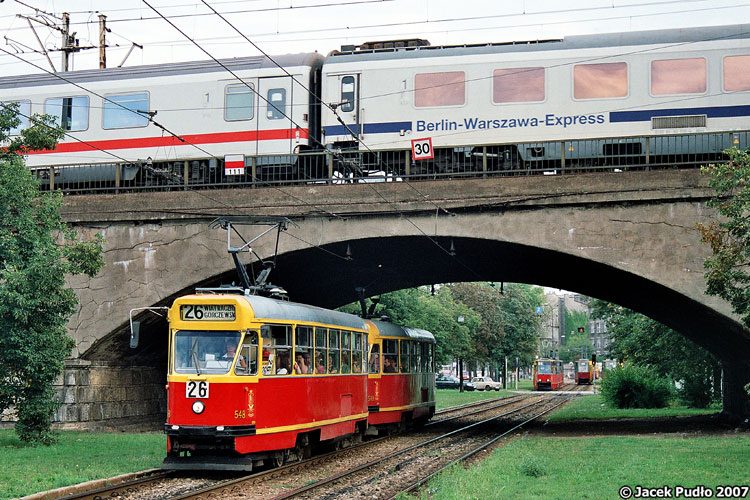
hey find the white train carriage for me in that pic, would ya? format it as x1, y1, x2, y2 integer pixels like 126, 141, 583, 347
0, 53, 323, 182
320, 24, 750, 170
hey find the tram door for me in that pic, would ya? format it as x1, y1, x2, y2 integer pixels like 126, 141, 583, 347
258, 76, 294, 155
333, 73, 361, 139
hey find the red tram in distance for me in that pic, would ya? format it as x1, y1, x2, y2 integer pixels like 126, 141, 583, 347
575, 360, 594, 385
161, 291, 435, 471
532, 358, 564, 390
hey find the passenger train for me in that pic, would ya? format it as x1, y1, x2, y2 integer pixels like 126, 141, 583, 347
575, 359, 595, 385
160, 290, 436, 471
532, 358, 564, 390
1, 23, 749, 184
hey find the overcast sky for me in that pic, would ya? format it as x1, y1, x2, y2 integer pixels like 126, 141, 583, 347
1, 0, 749, 76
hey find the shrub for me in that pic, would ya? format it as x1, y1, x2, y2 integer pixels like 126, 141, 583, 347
600, 365, 672, 409
518, 455, 549, 477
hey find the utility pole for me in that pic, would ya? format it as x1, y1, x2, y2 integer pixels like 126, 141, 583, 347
98, 14, 108, 69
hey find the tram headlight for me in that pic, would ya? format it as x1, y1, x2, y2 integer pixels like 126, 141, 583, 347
192, 400, 205, 414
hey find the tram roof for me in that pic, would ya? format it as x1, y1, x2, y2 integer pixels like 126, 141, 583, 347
240, 295, 368, 331
369, 319, 435, 343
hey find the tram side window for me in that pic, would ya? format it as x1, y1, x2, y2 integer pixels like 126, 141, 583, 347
236, 331, 258, 376
383, 339, 398, 373
369, 343, 381, 373
328, 329, 340, 373
314, 327, 327, 374
723, 55, 750, 92
352, 332, 363, 373
3, 100, 30, 135
262, 324, 292, 375
341, 331, 351, 374
400, 340, 410, 373
411, 341, 419, 373
45, 96, 89, 131
420, 343, 430, 372
295, 325, 313, 374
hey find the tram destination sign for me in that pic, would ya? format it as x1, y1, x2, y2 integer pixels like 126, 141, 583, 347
181, 304, 236, 321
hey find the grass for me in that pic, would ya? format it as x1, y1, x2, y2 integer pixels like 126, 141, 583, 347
420, 434, 750, 500
547, 394, 720, 421
0, 430, 163, 500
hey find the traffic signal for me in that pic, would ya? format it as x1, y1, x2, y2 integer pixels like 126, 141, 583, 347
591, 354, 597, 364
577, 327, 585, 333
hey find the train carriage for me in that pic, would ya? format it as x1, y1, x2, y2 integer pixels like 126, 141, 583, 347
533, 358, 564, 390
575, 359, 594, 385
365, 320, 436, 432
163, 292, 370, 471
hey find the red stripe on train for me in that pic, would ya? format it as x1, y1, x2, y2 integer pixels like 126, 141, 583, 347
28, 128, 310, 155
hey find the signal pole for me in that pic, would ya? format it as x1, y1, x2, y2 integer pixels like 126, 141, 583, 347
98, 14, 108, 69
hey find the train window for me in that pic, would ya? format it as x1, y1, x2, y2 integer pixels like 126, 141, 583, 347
573, 62, 628, 99
45, 96, 89, 131
536, 361, 551, 374
414, 71, 465, 107
266, 88, 286, 120
102, 92, 149, 129
340, 331, 351, 374
314, 327, 327, 374
369, 343, 380, 373
651, 58, 706, 96
341, 76, 355, 112
410, 341, 419, 373
723, 55, 750, 92
225, 83, 254, 121
173, 330, 242, 375
236, 331, 258, 376
420, 343, 430, 372
493, 67, 545, 103
383, 339, 398, 373
3, 100, 30, 135
352, 332, 363, 373
400, 340, 410, 373
328, 329, 340, 374
295, 326, 313, 375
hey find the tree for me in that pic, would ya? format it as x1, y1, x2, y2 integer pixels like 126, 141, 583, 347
697, 148, 750, 328
590, 299, 720, 407
0, 103, 104, 444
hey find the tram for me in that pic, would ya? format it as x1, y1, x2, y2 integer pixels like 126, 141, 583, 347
532, 358, 564, 390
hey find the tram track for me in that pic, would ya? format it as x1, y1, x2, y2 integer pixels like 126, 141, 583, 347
45, 393, 564, 500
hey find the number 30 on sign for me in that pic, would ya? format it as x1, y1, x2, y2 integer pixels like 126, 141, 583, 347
411, 137, 434, 160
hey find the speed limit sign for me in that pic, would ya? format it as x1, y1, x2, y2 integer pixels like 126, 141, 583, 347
411, 137, 434, 160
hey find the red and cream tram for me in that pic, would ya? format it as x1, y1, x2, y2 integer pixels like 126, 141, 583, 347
575, 359, 594, 385
532, 358, 564, 390
161, 291, 435, 471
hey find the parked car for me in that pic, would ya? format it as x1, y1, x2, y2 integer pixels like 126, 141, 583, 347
436, 375, 476, 391
471, 376, 502, 391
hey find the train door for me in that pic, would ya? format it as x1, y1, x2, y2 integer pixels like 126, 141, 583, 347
329, 73, 361, 140
221, 78, 259, 156
258, 76, 293, 155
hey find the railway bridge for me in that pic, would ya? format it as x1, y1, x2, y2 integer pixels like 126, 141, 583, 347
35, 168, 750, 429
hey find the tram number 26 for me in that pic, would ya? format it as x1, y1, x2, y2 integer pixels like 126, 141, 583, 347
186, 381, 209, 399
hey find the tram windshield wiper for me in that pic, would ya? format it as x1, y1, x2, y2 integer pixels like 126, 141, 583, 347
191, 338, 202, 375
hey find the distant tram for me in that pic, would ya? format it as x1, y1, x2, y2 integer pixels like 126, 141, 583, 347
575, 359, 594, 385
532, 358, 564, 390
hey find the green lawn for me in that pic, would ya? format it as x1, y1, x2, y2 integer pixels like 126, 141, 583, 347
548, 394, 720, 421
0, 430, 163, 500
422, 434, 750, 500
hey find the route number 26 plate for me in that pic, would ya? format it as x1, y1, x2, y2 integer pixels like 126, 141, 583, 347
186, 380, 209, 399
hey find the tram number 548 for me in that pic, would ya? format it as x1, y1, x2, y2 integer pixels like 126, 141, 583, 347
411, 137, 434, 160
186, 381, 209, 399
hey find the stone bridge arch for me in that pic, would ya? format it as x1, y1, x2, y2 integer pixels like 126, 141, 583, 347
56, 169, 750, 426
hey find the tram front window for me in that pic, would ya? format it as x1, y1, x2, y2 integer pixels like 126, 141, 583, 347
537, 361, 551, 374
174, 330, 242, 374
577, 362, 589, 372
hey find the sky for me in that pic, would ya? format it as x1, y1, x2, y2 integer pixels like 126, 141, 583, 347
1, 0, 749, 76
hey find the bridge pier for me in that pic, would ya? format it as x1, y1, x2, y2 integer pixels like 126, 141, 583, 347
721, 360, 750, 423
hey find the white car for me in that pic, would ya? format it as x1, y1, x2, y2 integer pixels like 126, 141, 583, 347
471, 376, 502, 391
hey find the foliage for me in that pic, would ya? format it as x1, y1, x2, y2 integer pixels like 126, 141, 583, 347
558, 329, 595, 363
518, 455, 549, 477
0, 103, 104, 445
590, 299, 721, 407
697, 148, 750, 328
599, 365, 673, 409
